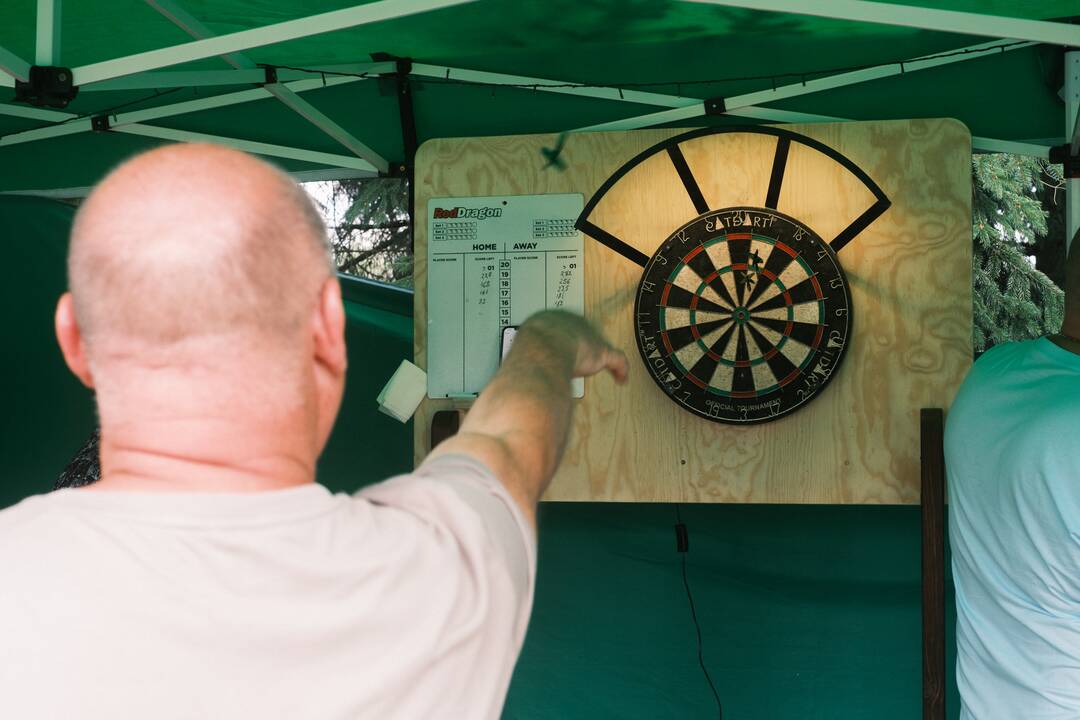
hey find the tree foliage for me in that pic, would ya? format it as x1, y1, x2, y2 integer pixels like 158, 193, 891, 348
317, 177, 413, 287
971, 155, 1064, 352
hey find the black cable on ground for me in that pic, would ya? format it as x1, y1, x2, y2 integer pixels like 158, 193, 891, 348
675, 503, 723, 719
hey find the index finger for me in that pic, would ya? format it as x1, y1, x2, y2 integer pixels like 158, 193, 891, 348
606, 348, 630, 385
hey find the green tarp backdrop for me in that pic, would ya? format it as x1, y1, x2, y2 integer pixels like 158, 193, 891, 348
0, 195, 958, 718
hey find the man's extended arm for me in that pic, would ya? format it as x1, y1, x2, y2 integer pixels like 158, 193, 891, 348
425, 310, 628, 526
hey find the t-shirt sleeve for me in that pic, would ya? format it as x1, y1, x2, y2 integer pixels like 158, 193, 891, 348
355, 453, 537, 637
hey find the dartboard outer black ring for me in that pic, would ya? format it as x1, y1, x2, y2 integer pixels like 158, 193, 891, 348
633, 206, 853, 425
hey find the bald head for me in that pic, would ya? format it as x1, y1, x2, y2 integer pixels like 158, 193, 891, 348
56, 143, 348, 490
69, 143, 331, 351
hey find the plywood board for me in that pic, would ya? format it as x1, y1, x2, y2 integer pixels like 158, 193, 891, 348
413, 119, 972, 504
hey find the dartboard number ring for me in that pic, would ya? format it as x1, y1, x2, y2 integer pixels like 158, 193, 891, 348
634, 206, 852, 425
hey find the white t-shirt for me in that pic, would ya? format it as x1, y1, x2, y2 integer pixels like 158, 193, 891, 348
0, 454, 535, 720
947, 338, 1080, 719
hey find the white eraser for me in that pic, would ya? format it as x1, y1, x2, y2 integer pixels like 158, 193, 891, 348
377, 359, 428, 423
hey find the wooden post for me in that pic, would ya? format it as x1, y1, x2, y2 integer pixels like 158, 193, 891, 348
920, 408, 946, 720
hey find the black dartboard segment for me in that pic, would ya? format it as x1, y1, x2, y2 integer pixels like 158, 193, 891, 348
634, 207, 852, 425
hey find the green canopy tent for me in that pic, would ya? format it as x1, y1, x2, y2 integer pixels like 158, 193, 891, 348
2, 2, 1079, 718
0, 1, 1077, 207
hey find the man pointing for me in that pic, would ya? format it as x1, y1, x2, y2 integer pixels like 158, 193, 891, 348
0, 144, 627, 719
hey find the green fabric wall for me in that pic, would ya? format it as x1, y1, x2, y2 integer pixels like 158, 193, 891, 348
0, 196, 96, 508
505, 503, 959, 720
319, 276, 415, 494
0, 195, 960, 718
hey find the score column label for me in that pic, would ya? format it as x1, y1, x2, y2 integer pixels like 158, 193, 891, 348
427, 254, 465, 393
464, 252, 499, 390
499, 255, 511, 327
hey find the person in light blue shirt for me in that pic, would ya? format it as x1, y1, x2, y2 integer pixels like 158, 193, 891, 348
947, 238, 1080, 719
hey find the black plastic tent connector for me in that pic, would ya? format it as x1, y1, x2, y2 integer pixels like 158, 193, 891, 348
704, 96, 726, 115
1049, 144, 1079, 179
13, 66, 78, 109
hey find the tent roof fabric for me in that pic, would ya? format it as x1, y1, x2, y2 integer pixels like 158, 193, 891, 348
0, 0, 1077, 191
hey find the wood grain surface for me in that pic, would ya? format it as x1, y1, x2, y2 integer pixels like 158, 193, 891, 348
413, 120, 972, 504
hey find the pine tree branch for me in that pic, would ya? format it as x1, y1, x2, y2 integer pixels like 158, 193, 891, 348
335, 234, 408, 274
334, 220, 411, 232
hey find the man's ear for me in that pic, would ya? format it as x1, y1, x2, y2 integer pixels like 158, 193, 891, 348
312, 276, 347, 378
55, 293, 94, 388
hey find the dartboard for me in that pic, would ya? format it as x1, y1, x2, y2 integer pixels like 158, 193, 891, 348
635, 207, 850, 424
576, 126, 889, 424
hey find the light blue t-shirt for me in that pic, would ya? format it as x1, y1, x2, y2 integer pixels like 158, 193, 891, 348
947, 337, 1080, 719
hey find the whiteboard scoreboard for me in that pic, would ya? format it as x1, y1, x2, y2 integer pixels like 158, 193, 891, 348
426, 193, 585, 398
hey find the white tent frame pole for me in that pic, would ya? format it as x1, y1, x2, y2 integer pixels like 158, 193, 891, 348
83, 63, 393, 91
0, 104, 74, 122
1066, 51, 1080, 253
145, 0, 389, 172
263, 88, 389, 172
0, 72, 365, 148
683, 0, 1080, 47
725, 39, 1034, 113
575, 39, 1032, 132
119, 83, 332, 122
719, 106, 844, 123
667, 102, 1052, 158
0, 45, 31, 84
397, 59, 1056, 159
575, 105, 701, 133
114, 124, 379, 171
0, 118, 90, 147
72, 0, 475, 86
35, 0, 61, 66
144, 0, 247, 70
420, 41, 1030, 117
410, 63, 697, 109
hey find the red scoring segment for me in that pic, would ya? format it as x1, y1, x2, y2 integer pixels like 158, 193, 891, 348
682, 244, 707, 262
778, 368, 803, 387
